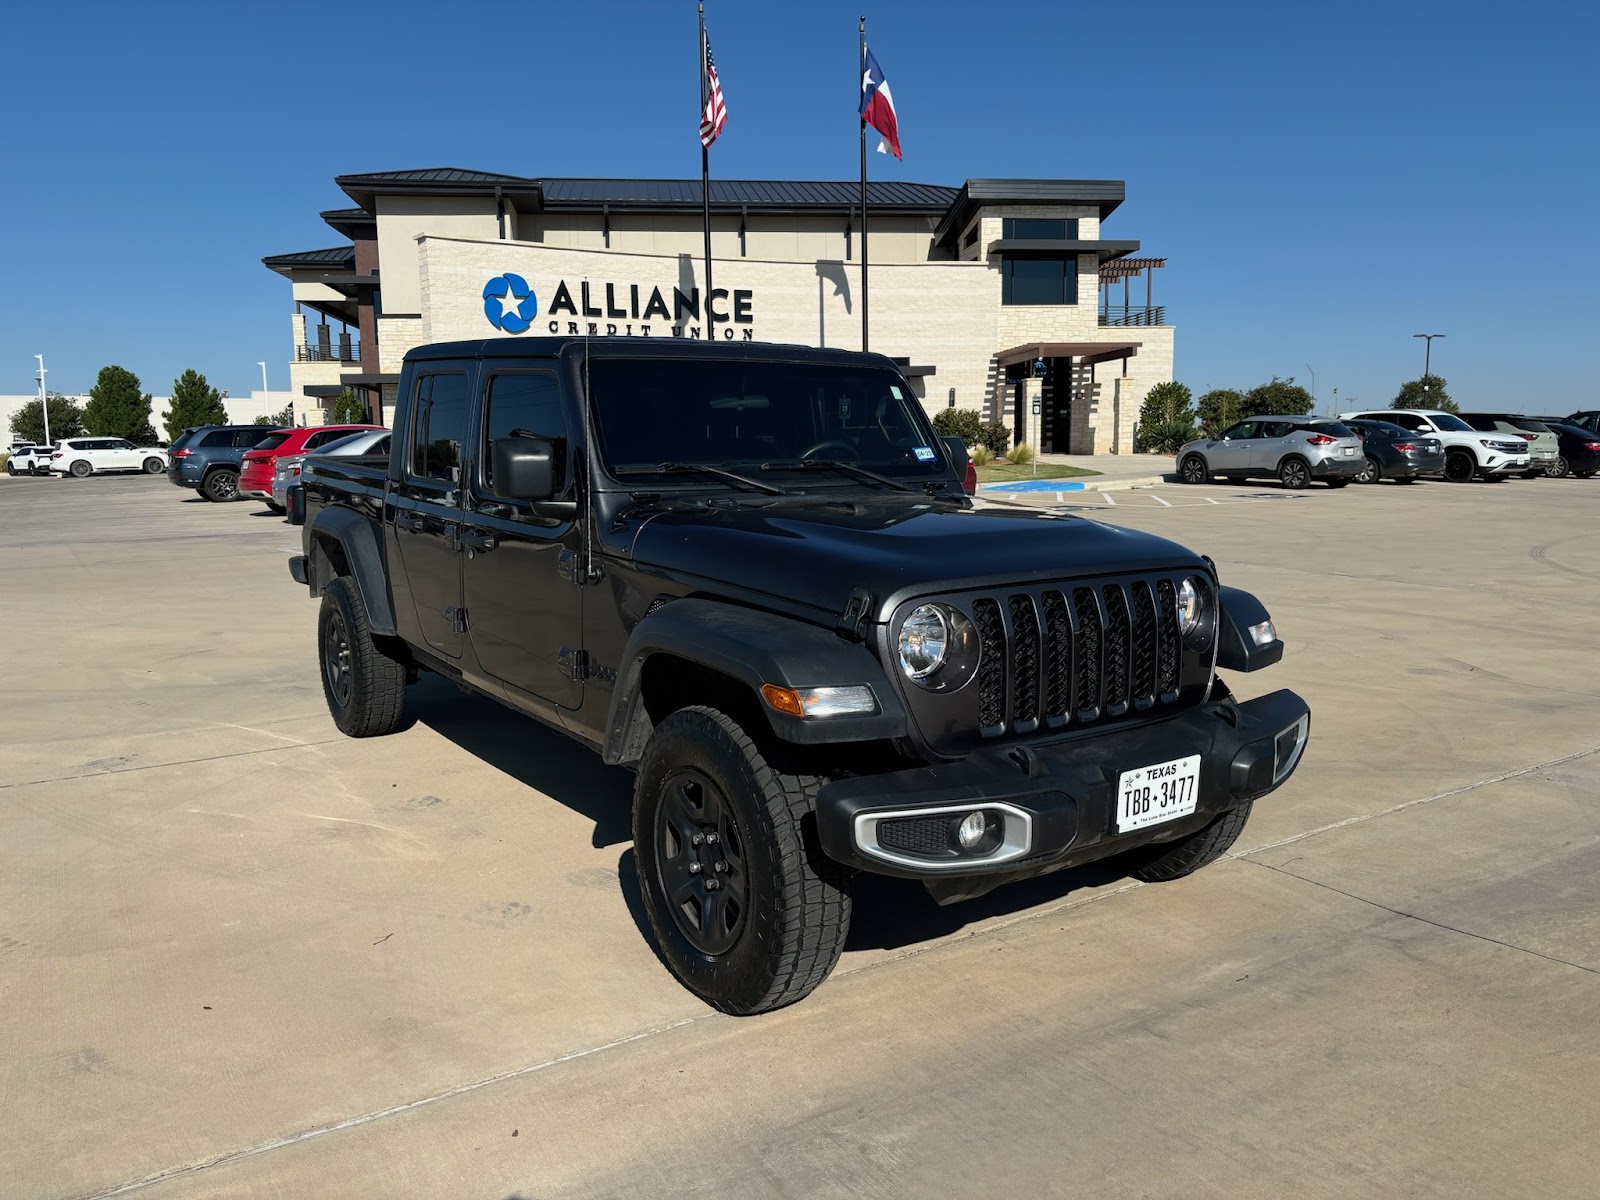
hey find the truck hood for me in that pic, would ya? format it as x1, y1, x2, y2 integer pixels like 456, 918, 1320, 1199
624, 498, 1209, 620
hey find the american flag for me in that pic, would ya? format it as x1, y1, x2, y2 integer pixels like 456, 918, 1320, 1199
700, 38, 728, 148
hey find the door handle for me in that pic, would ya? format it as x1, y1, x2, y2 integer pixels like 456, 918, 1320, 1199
394, 511, 425, 531
459, 528, 497, 552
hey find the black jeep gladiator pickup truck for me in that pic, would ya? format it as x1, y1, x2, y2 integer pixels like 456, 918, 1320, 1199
288, 337, 1309, 1014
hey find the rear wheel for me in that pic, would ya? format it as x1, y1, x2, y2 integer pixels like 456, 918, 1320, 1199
318, 577, 407, 738
634, 706, 852, 1015
1442, 450, 1476, 482
202, 468, 239, 502
1126, 802, 1253, 882
69, 460, 92, 478
1355, 455, 1382, 484
142, 457, 164, 474
1278, 457, 1311, 490
1547, 456, 1570, 478
1179, 454, 1209, 485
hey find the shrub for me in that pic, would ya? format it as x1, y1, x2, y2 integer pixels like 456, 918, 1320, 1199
1196, 388, 1246, 436
1005, 442, 1034, 465
1139, 420, 1199, 455
931, 407, 984, 445
979, 421, 1012, 455
1138, 381, 1195, 433
970, 443, 994, 466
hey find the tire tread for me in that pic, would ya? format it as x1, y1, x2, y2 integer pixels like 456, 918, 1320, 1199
320, 577, 407, 738
1130, 802, 1253, 883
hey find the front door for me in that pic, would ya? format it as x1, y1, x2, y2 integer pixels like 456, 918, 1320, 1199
391, 370, 472, 659
462, 368, 584, 710
1209, 421, 1260, 472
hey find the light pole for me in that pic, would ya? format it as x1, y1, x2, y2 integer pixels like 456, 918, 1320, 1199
1304, 363, 1316, 409
35, 355, 50, 447
258, 361, 269, 405
1412, 333, 1445, 380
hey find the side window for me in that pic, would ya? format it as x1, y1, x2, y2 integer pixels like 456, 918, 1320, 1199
304, 429, 339, 449
113, 440, 136, 450
1389, 414, 1422, 432
235, 429, 268, 448
201, 430, 232, 448
1261, 421, 1293, 438
410, 373, 469, 486
483, 373, 567, 498
1221, 421, 1258, 441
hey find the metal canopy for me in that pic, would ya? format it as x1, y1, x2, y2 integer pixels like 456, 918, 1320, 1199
995, 341, 1141, 367
1099, 257, 1166, 282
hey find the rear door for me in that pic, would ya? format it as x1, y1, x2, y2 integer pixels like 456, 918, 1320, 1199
1252, 420, 1296, 469
391, 369, 472, 659
461, 365, 584, 709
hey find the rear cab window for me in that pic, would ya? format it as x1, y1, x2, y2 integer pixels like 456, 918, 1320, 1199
407, 371, 471, 497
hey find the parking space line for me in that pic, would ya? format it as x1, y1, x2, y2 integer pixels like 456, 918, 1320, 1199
1151, 495, 1172, 507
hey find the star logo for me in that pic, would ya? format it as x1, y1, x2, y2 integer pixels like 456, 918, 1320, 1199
482, 273, 538, 334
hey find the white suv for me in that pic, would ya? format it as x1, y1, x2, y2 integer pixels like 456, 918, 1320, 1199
1339, 410, 1529, 483
49, 437, 170, 478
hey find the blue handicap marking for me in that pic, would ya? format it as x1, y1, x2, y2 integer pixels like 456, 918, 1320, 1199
979, 479, 1087, 492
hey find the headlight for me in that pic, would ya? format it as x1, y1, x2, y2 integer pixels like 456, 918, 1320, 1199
897, 604, 949, 679
1177, 578, 1202, 634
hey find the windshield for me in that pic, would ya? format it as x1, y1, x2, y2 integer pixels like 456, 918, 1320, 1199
587, 358, 948, 482
1429, 414, 1472, 433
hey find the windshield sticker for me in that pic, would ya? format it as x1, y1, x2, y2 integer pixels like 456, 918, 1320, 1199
891, 385, 907, 400
913, 445, 935, 461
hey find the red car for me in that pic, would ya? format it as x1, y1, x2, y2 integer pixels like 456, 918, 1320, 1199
240, 425, 383, 511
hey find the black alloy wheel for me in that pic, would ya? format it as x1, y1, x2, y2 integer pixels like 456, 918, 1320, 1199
1442, 451, 1476, 483
323, 607, 353, 709
204, 468, 239, 501
1547, 456, 1570, 478
1278, 457, 1310, 490
1355, 456, 1382, 484
317, 576, 407, 737
654, 767, 749, 957
1180, 454, 1209, 485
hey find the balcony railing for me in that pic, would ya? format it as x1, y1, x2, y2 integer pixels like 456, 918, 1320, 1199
1100, 306, 1166, 327
296, 342, 361, 363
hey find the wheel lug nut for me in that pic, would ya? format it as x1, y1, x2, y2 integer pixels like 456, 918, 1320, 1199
706, 879, 721, 891
691, 833, 704, 846
706, 832, 719, 844
688, 863, 702, 874
715, 861, 728, 873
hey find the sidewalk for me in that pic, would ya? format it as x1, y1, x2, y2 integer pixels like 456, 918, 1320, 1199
977, 451, 1174, 504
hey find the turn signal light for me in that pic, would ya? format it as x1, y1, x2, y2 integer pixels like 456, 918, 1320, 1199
760, 683, 877, 718
1305, 434, 1336, 445
1518, 433, 1537, 441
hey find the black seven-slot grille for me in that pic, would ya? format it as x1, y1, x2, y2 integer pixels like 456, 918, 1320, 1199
964, 577, 1184, 737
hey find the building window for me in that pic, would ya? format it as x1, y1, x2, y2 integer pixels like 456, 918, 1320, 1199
1002, 217, 1078, 240
1002, 257, 1077, 306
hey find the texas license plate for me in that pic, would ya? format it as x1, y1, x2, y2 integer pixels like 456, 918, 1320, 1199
1116, 754, 1201, 832
1342, 447, 1356, 455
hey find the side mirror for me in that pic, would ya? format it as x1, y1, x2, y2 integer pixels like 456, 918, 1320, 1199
491, 435, 557, 501
941, 435, 969, 475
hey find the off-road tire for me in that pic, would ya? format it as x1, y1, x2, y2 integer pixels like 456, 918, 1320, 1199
143, 457, 165, 474
1179, 454, 1209, 485
1442, 450, 1476, 483
1278, 457, 1311, 490
318, 576, 407, 738
69, 460, 92, 478
203, 468, 239, 501
633, 706, 852, 1015
1127, 801, 1254, 883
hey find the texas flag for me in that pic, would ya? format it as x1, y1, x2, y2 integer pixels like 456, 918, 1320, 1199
859, 49, 902, 159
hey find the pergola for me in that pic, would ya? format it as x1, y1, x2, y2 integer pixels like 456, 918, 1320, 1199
1098, 256, 1166, 320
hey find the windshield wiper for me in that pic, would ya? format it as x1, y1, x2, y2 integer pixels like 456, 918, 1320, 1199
759, 460, 912, 491
614, 461, 787, 495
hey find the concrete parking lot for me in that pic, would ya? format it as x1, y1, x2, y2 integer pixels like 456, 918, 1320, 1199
2, 471, 1597, 1200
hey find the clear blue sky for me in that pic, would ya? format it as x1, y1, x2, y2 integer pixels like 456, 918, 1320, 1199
3, 0, 1594, 410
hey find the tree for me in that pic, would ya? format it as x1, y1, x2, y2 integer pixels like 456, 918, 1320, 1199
1196, 388, 1246, 436
83, 365, 157, 442
1393, 374, 1456, 413
1243, 376, 1315, 416
1134, 380, 1197, 453
329, 389, 370, 424
165, 369, 229, 440
254, 403, 295, 426
10, 394, 86, 445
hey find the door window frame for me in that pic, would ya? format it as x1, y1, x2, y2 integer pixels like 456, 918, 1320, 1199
405, 370, 472, 502
473, 368, 571, 511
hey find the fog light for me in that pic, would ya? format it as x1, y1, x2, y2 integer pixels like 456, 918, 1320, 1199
956, 811, 988, 850
1248, 619, 1277, 647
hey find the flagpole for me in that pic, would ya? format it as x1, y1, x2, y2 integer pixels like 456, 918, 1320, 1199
858, 15, 869, 353
699, 4, 715, 342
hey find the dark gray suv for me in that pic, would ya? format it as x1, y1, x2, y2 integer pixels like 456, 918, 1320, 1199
167, 425, 279, 501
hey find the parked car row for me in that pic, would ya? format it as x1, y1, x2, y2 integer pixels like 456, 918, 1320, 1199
166, 422, 386, 509
1176, 409, 1600, 488
6, 437, 169, 477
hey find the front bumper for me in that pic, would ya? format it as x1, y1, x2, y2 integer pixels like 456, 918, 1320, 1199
1482, 455, 1531, 475
816, 688, 1309, 882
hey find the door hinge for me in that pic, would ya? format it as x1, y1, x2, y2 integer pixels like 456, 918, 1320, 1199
558, 550, 588, 585
836, 588, 875, 639
445, 606, 469, 634
559, 647, 591, 682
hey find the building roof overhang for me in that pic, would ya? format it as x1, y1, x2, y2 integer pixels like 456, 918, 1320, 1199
987, 238, 1140, 263
262, 246, 356, 278
321, 207, 376, 238
995, 341, 1142, 367
933, 179, 1126, 248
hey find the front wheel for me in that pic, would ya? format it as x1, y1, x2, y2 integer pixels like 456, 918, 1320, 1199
1442, 451, 1476, 483
143, 457, 165, 474
1179, 454, 1209, 485
634, 706, 852, 1015
1126, 802, 1253, 882
1278, 457, 1311, 490
318, 577, 408, 737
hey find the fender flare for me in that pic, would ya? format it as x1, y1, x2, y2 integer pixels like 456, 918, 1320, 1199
1216, 585, 1283, 672
305, 506, 397, 636
602, 598, 908, 766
